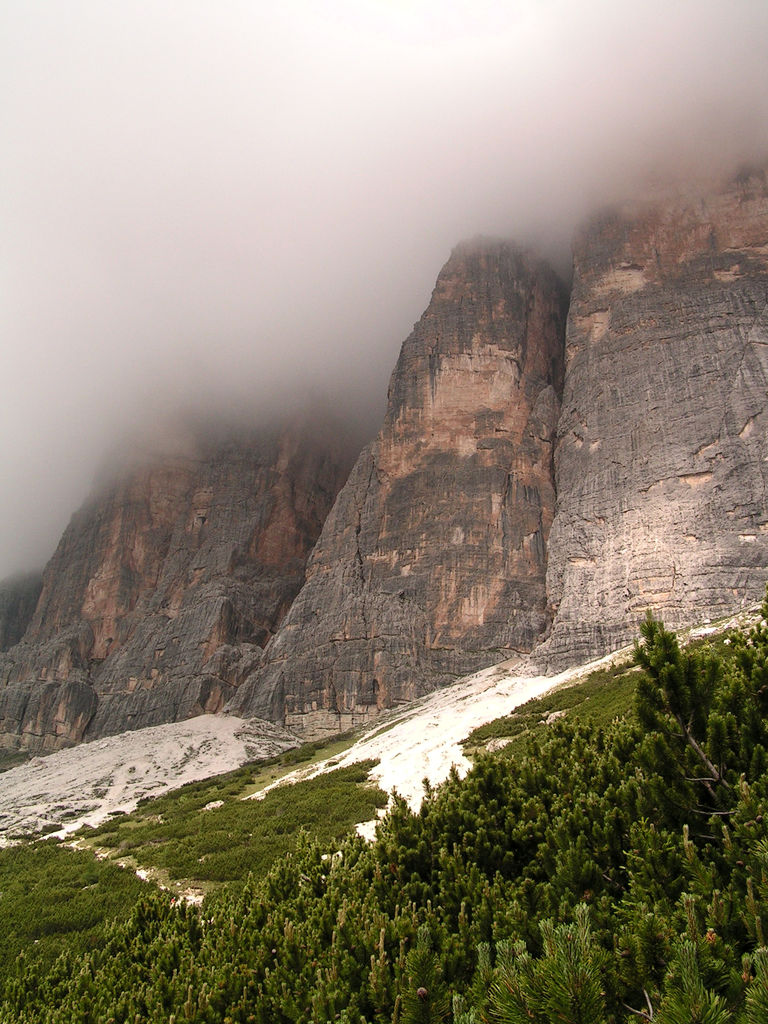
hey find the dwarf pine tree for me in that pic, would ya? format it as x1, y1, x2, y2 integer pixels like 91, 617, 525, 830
634, 614, 731, 819
654, 939, 732, 1024
397, 925, 450, 1024
744, 949, 768, 1023
486, 904, 608, 1024
10, 589, 768, 1023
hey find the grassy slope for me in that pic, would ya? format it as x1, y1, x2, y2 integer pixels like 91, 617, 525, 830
463, 659, 639, 760
78, 760, 387, 892
462, 624, 740, 763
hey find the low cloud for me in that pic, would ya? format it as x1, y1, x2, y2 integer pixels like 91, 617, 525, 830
2, 0, 767, 576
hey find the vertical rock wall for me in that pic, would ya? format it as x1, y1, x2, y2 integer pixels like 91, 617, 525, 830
0, 418, 354, 750
5, 170, 768, 752
232, 240, 567, 735
540, 171, 768, 666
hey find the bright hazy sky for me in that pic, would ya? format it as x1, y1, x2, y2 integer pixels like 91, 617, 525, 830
2, 0, 768, 577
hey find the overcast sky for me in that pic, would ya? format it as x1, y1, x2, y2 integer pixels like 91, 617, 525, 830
2, 0, 768, 578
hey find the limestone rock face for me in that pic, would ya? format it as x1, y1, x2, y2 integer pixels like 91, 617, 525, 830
6, 171, 768, 754
540, 171, 768, 666
0, 419, 353, 751
232, 241, 567, 735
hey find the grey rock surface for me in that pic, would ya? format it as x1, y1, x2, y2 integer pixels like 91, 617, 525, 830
538, 170, 768, 667
0, 418, 354, 751
0, 714, 299, 841
232, 240, 568, 735
5, 170, 768, 752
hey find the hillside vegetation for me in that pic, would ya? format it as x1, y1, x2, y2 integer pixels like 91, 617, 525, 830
4, 598, 768, 1022
0, 756, 386, 992
77, 753, 382, 893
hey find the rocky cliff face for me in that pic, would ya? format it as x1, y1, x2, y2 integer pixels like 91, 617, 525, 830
4, 170, 768, 753
540, 169, 768, 666
231, 241, 567, 736
0, 418, 354, 751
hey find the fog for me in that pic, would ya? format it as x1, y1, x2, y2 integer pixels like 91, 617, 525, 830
2, 0, 767, 578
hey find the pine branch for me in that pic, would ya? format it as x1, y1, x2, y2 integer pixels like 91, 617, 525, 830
672, 711, 731, 795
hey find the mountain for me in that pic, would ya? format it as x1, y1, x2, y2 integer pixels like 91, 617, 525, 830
230, 240, 568, 735
233, 167, 768, 731
0, 418, 355, 752
541, 168, 768, 666
0, 634, 624, 841
1, 167, 767, 752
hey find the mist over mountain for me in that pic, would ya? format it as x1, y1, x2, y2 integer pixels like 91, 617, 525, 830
2, 0, 768, 578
